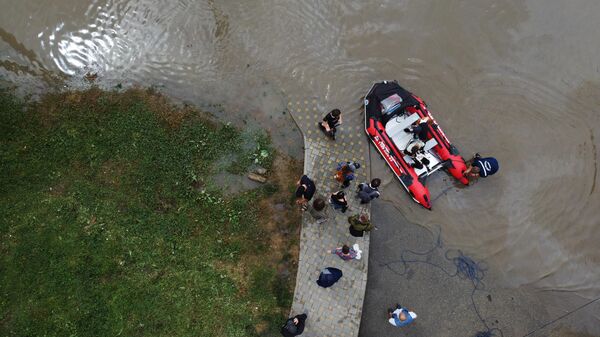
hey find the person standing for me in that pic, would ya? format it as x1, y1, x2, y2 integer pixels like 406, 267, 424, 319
319, 109, 342, 140
328, 244, 358, 261
463, 153, 499, 182
348, 213, 373, 237
280, 313, 308, 337
387, 304, 417, 327
336, 161, 360, 188
357, 178, 381, 204
295, 175, 316, 211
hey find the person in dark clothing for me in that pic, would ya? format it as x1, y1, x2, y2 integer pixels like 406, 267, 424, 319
464, 153, 499, 182
329, 190, 348, 213
319, 109, 342, 140
316, 267, 343, 288
280, 313, 307, 337
357, 178, 381, 204
404, 116, 434, 141
295, 175, 316, 211
336, 161, 360, 188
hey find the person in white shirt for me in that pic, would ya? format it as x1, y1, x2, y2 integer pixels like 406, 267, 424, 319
387, 304, 417, 327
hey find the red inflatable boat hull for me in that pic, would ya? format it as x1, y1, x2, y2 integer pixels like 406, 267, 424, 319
364, 81, 468, 209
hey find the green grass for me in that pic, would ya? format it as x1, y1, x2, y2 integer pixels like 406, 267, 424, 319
0, 89, 292, 337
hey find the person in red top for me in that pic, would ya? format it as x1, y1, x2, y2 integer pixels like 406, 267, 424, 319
328, 244, 358, 260
336, 161, 360, 188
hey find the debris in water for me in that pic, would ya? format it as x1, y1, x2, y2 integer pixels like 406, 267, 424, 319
84, 72, 98, 82
247, 172, 267, 183
255, 167, 267, 175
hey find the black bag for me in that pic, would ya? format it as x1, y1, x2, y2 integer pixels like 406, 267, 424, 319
283, 320, 297, 334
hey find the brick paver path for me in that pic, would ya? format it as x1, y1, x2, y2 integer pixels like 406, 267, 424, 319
287, 97, 371, 337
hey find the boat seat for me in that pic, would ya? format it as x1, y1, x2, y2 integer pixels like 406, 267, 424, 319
385, 113, 420, 140
423, 138, 438, 151
404, 151, 443, 177
403, 154, 429, 177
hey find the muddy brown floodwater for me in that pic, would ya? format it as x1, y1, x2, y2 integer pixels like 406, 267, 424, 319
2, 0, 600, 334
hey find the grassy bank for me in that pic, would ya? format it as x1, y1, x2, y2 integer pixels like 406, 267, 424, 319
0, 88, 301, 337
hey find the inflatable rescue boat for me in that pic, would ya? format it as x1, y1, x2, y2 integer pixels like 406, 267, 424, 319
364, 81, 468, 209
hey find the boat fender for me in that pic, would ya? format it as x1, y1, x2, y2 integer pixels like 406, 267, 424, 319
400, 174, 413, 187
449, 144, 460, 155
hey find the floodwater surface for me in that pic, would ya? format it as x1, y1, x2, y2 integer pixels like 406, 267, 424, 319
2, 0, 600, 333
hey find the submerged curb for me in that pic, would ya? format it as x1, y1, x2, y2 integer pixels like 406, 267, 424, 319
286, 97, 370, 337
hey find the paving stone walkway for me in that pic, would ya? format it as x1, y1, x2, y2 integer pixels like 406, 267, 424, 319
287, 97, 371, 337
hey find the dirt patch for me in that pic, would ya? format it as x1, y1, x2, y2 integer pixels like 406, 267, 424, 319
259, 154, 302, 275
48, 182, 67, 197
98, 159, 129, 188
121, 88, 191, 129
112, 88, 219, 130
214, 153, 302, 326
30, 87, 219, 131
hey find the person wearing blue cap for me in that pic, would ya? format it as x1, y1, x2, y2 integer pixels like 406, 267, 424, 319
464, 153, 499, 181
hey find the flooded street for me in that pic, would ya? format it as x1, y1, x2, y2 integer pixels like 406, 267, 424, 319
2, 0, 600, 334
